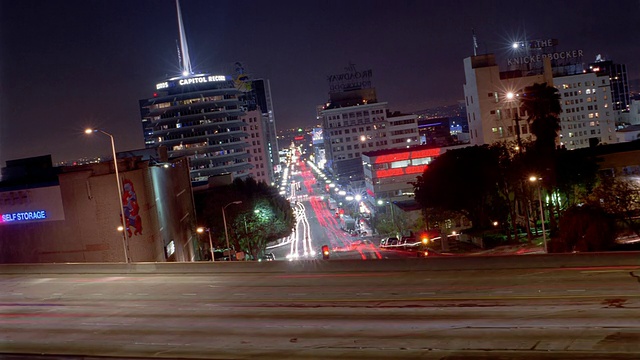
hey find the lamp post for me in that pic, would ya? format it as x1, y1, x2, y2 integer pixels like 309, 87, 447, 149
85, 128, 130, 263
506, 92, 523, 154
222, 200, 242, 261
197, 227, 214, 261
529, 176, 547, 253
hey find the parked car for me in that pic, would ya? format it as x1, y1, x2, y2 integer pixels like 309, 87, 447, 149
258, 253, 276, 261
380, 237, 398, 247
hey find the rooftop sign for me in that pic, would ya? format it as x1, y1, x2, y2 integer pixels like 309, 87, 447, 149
327, 63, 373, 93
156, 75, 228, 90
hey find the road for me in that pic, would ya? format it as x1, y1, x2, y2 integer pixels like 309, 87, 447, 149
2, 258, 640, 359
268, 159, 389, 261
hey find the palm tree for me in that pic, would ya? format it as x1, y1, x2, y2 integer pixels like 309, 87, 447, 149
519, 82, 562, 238
520, 82, 562, 154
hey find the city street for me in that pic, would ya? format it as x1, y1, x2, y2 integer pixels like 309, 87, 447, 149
2, 259, 640, 359
268, 157, 401, 261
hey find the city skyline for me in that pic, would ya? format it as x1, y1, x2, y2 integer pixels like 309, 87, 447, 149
1, 0, 639, 166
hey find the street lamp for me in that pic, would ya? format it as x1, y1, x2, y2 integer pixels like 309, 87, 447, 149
222, 200, 242, 261
85, 128, 129, 263
197, 227, 214, 262
506, 91, 523, 153
529, 176, 547, 253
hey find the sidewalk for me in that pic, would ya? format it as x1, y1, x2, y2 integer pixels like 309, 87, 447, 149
469, 242, 544, 255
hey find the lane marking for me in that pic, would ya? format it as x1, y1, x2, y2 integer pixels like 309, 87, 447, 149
567, 289, 586, 292
181, 293, 197, 296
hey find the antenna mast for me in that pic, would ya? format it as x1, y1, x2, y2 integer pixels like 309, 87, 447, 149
472, 29, 478, 56
176, 0, 192, 76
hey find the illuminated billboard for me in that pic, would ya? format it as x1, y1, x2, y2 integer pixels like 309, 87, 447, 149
0, 186, 65, 224
312, 128, 324, 145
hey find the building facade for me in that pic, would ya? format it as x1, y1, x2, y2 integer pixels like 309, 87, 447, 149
362, 144, 467, 202
555, 72, 616, 149
139, 76, 252, 187
321, 99, 419, 182
242, 109, 271, 184
463, 52, 616, 150
0, 154, 200, 263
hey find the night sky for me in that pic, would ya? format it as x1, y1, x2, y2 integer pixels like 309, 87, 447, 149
1, 0, 639, 166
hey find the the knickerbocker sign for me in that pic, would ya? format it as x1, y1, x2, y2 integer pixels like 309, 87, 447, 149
507, 38, 583, 66
327, 63, 373, 93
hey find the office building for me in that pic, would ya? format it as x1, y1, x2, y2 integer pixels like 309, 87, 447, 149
463, 42, 617, 150
320, 65, 419, 182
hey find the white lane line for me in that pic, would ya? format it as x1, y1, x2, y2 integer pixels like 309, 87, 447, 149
418, 292, 436, 295
136, 293, 148, 296
288, 293, 307, 296
233, 293, 247, 296
356, 293, 372, 296
11, 293, 23, 296
92, 293, 103, 296
567, 289, 586, 292
181, 293, 197, 296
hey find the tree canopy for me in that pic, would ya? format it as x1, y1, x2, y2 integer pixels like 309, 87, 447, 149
194, 178, 294, 258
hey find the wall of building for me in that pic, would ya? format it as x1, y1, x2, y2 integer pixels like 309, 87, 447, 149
0, 158, 198, 263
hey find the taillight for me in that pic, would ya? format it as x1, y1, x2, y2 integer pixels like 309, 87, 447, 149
424, 251, 429, 257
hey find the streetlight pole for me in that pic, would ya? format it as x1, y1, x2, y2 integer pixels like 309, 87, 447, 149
529, 176, 547, 253
222, 200, 242, 261
85, 128, 130, 263
197, 227, 214, 261
506, 92, 523, 154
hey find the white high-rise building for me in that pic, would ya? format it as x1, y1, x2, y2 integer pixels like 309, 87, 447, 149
463, 52, 616, 150
555, 73, 616, 149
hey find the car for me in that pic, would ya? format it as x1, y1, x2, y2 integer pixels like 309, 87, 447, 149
380, 237, 398, 247
258, 253, 276, 261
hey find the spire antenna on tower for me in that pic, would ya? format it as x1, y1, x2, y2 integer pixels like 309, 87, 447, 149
176, 0, 192, 76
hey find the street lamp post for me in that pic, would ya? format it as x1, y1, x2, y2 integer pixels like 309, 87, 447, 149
222, 200, 242, 261
197, 227, 214, 261
85, 128, 130, 263
529, 176, 547, 253
506, 92, 523, 154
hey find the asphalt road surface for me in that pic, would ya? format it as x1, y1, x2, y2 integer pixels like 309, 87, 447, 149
2, 258, 640, 359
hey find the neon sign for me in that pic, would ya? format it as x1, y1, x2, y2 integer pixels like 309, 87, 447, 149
1, 210, 47, 222
178, 75, 226, 86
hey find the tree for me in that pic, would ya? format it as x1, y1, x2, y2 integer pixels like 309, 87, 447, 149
555, 204, 616, 252
587, 176, 640, 237
412, 145, 505, 230
520, 82, 562, 155
194, 178, 295, 259
520, 82, 562, 236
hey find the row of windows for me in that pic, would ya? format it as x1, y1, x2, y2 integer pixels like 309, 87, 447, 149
389, 119, 416, 126
151, 94, 232, 111
162, 127, 242, 141
326, 117, 388, 128
155, 116, 240, 131
330, 134, 387, 144
564, 121, 600, 130
372, 157, 433, 170
247, 155, 264, 163
560, 80, 600, 90
190, 157, 247, 171
491, 124, 530, 138
333, 140, 389, 153
389, 129, 416, 136
160, 104, 239, 120
568, 129, 600, 137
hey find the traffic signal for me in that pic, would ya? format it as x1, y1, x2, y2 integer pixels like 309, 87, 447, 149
321, 245, 330, 260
